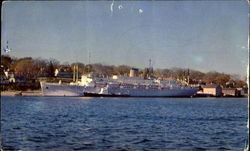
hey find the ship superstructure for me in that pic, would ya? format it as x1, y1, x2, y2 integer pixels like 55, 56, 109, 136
84, 75, 199, 97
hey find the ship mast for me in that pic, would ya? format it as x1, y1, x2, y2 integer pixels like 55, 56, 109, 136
87, 49, 91, 74
76, 65, 79, 82
149, 59, 152, 68
73, 65, 76, 82
148, 59, 153, 78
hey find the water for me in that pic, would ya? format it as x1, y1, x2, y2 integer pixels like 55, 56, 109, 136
1, 97, 248, 151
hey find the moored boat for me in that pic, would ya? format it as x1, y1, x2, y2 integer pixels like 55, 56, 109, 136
40, 68, 199, 97
83, 76, 199, 97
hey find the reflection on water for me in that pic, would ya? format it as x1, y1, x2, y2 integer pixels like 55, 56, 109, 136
1, 97, 248, 151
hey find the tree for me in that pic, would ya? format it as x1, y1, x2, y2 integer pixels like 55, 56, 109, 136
34, 58, 48, 75
142, 68, 149, 78
48, 58, 60, 69
203, 72, 219, 84
235, 80, 247, 88
214, 74, 230, 87
114, 65, 130, 76
1, 55, 13, 70
13, 57, 38, 79
189, 70, 205, 81
47, 61, 55, 77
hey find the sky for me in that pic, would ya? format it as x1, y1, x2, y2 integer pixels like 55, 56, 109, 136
1, 1, 249, 77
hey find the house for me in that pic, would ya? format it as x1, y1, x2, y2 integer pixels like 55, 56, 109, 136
2, 69, 16, 83
129, 68, 139, 77
202, 84, 222, 96
0, 68, 8, 84
55, 68, 73, 79
188, 81, 200, 87
222, 88, 237, 96
237, 87, 248, 97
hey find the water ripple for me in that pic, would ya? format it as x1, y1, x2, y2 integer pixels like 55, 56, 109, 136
1, 97, 248, 151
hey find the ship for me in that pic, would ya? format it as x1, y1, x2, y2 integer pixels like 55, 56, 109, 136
40, 73, 102, 97
83, 75, 199, 97
40, 81, 87, 97
40, 67, 199, 97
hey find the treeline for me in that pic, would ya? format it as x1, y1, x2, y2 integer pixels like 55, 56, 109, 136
1, 55, 248, 88
1, 55, 58, 80
153, 68, 247, 88
1, 55, 131, 80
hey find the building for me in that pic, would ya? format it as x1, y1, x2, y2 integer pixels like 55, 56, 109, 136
2, 69, 16, 83
129, 68, 139, 77
0, 68, 8, 84
55, 68, 73, 79
237, 87, 248, 97
222, 88, 237, 96
188, 81, 200, 87
202, 84, 222, 96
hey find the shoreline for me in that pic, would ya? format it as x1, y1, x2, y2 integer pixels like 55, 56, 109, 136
0, 90, 248, 98
1, 90, 42, 96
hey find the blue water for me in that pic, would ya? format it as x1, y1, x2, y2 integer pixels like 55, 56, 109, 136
1, 97, 248, 151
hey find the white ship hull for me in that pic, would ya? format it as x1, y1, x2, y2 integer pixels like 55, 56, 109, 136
41, 82, 198, 97
85, 87, 199, 97
119, 88, 198, 97
40, 82, 99, 97
40, 75, 199, 97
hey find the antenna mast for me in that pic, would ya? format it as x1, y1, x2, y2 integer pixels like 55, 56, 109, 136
149, 59, 152, 68
87, 50, 91, 73
148, 59, 153, 77
88, 50, 91, 65
73, 65, 76, 82
76, 65, 78, 82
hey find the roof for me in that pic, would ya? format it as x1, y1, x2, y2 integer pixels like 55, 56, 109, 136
188, 81, 199, 84
222, 88, 236, 91
203, 84, 221, 88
